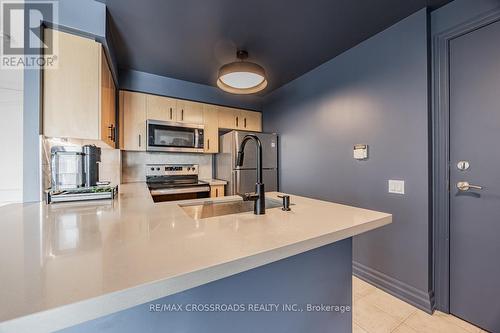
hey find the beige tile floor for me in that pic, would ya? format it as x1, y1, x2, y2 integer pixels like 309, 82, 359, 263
352, 276, 488, 333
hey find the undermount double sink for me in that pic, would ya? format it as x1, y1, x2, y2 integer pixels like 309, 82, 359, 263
180, 198, 284, 219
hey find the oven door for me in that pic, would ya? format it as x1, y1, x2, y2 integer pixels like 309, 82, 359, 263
149, 185, 210, 203
147, 120, 204, 153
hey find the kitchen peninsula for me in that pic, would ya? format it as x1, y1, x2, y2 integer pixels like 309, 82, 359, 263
0, 183, 391, 333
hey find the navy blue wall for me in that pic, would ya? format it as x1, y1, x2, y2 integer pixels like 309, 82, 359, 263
59, 240, 352, 333
119, 69, 263, 110
263, 9, 432, 310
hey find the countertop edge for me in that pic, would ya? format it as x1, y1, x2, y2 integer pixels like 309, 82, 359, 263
199, 179, 228, 186
0, 215, 391, 333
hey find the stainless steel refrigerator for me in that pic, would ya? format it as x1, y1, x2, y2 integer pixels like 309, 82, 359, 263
216, 131, 278, 195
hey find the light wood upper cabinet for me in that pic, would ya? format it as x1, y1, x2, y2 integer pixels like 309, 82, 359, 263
238, 110, 262, 132
119, 90, 262, 153
203, 105, 219, 153
43, 29, 116, 147
43, 29, 100, 141
146, 94, 176, 122
100, 48, 116, 147
100, 49, 109, 145
217, 106, 239, 129
176, 100, 203, 124
118, 92, 124, 148
217, 106, 262, 131
120, 91, 147, 151
145, 95, 203, 124
110, 70, 116, 141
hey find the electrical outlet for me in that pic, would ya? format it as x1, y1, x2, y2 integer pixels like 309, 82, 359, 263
388, 180, 405, 194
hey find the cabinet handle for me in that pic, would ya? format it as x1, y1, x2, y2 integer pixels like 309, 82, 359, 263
181, 109, 184, 121
215, 188, 218, 197
169, 108, 173, 120
108, 125, 116, 142
139, 134, 141, 147
244, 118, 247, 128
108, 125, 113, 140
207, 139, 210, 150
236, 116, 239, 127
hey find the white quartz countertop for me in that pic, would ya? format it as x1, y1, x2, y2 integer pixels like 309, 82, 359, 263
0, 183, 391, 333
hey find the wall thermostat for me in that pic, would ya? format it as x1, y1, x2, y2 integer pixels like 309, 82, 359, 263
353, 144, 368, 160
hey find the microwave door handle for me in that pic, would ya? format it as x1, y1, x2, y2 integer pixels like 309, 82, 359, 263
195, 129, 199, 149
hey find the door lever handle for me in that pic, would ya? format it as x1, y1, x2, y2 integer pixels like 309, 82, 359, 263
457, 181, 483, 191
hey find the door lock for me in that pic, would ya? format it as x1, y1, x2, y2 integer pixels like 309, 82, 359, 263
457, 161, 470, 171
457, 181, 483, 191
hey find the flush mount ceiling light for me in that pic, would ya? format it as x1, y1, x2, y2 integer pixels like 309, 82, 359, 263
217, 50, 268, 94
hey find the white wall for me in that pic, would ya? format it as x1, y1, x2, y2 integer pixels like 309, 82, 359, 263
0, 69, 23, 205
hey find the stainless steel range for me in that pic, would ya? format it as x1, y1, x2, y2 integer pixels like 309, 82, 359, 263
146, 164, 210, 203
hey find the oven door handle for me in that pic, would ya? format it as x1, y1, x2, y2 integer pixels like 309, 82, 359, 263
150, 186, 210, 196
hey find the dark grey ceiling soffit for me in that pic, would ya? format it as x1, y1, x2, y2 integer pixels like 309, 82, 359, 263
98, 0, 452, 95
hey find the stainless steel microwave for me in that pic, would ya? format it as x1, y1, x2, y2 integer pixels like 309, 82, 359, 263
147, 120, 204, 153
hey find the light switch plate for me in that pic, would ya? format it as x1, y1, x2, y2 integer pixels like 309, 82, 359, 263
353, 144, 368, 160
388, 180, 405, 194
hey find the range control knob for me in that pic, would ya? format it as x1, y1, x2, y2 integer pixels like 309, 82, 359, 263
156, 167, 160, 171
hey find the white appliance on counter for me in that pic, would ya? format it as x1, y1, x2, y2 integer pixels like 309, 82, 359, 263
216, 131, 278, 196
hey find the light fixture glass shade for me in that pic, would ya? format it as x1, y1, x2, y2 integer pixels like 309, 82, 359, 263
217, 61, 267, 94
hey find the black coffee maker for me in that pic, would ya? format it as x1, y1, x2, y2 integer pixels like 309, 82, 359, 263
82, 145, 101, 187
50, 145, 101, 190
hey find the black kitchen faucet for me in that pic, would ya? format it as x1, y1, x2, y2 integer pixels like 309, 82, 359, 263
236, 134, 265, 215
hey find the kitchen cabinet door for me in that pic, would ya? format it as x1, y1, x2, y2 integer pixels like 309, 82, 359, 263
43, 29, 101, 141
238, 110, 262, 132
203, 105, 219, 153
217, 107, 261, 131
210, 185, 225, 198
100, 49, 116, 147
218, 106, 238, 129
121, 91, 147, 151
146, 94, 176, 122
43, 29, 117, 148
118, 91, 124, 148
109, 69, 117, 145
176, 99, 203, 124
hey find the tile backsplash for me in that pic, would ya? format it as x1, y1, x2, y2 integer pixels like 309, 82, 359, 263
121, 151, 213, 183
